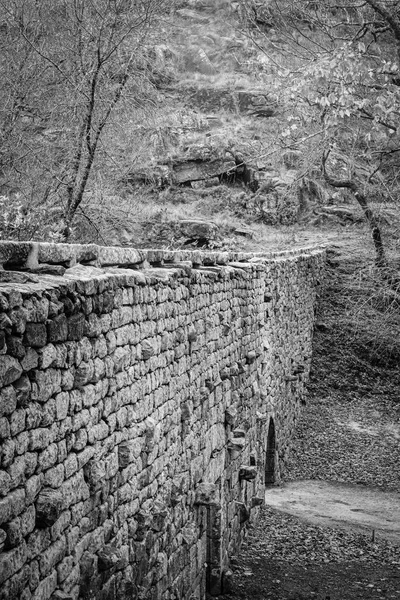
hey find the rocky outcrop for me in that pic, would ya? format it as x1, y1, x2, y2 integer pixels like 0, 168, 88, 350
182, 86, 277, 117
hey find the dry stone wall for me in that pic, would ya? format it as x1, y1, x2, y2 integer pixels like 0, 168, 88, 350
0, 241, 325, 600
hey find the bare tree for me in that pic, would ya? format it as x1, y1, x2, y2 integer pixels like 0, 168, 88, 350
0, 0, 165, 239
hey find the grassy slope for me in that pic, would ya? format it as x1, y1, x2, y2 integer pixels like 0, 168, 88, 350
76, 1, 309, 247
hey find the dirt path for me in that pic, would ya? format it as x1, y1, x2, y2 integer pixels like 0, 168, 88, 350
218, 239, 400, 600
264, 480, 400, 543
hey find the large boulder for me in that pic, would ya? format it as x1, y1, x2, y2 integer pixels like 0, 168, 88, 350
183, 85, 277, 116
172, 157, 236, 184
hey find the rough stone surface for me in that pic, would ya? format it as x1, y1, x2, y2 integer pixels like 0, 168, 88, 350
0, 241, 325, 600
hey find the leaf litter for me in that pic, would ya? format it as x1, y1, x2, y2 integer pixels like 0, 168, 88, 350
221, 242, 400, 600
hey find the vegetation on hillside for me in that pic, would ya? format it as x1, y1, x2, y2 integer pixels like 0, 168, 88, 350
1, 0, 400, 268
0, 0, 166, 240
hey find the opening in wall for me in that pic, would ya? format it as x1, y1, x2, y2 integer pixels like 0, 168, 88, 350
206, 504, 223, 595
265, 418, 276, 485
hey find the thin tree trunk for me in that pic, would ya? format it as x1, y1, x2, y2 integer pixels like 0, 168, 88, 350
322, 150, 387, 269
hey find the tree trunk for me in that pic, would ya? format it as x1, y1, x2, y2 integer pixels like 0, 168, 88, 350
322, 151, 387, 269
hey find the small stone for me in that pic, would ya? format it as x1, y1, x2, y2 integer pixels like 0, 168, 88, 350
83, 459, 106, 491
0, 313, 12, 330
246, 350, 257, 363
118, 440, 142, 468
225, 407, 237, 427
251, 497, 264, 508
13, 375, 32, 406
222, 569, 235, 594
187, 326, 197, 342
141, 340, 155, 360
97, 546, 121, 571
10, 307, 28, 334
227, 437, 245, 453
0, 294, 9, 311
239, 466, 258, 481
194, 483, 220, 506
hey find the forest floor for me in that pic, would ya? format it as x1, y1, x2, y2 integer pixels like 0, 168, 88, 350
219, 232, 400, 600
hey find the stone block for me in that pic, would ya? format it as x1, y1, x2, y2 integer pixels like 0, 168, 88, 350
44, 464, 65, 488
29, 428, 50, 451
25, 474, 43, 504
39, 444, 59, 471
24, 323, 47, 348
36, 488, 64, 527
0, 470, 11, 497
10, 408, 26, 436
76, 446, 95, 470
47, 314, 68, 343
0, 356, 22, 388
56, 555, 74, 583
20, 348, 39, 371
4, 506, 35, 548
74, 361, 94, 388
39, 537, 67, 576
59, 471, 90, 508
0, 562, 30, 599
6, 336, 26, 359
0, 540, 28, 585
31, 569, 57, 600
73, 429, 87, 452
55, 392, 69, 421
8, 454, 28, 488
0, 487, 25, 526
0, 385, 17, 416
194, 483, 220, 507
38, 344, 57, 369
64, 454, 78, 479
118, 440, 142, 468
0, 417, 10, 440
10, 307, 28, 334
67, 313, 85, 341
97, 546, 122, 572
224, 406, 237, 426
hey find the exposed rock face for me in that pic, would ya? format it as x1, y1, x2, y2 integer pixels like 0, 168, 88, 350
172, 157, 236, 184
183, 86, 277, 117
177, 219, 219, 242
0, 241, 325, 600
